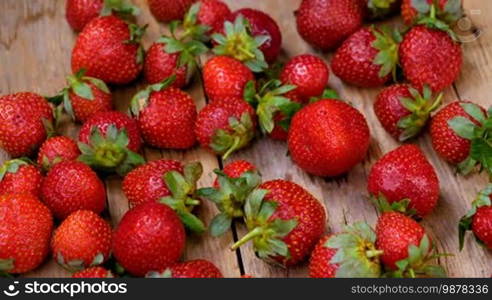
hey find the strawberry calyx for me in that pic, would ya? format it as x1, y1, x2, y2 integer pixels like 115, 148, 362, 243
159, 162, 206, 234
100, 0, 140, 17
230, 189, 298, 262
212, 15, 268, 72
130, 75, 176, 116
210, 112, 255, 160
126, 23, 148, 65
458, 184, 492, 250
371, 194, 418, 218
415, 3, 460, 40
367, 0, 399, 19
146, 268, 173, 278
55, 252, 105, 272
371, 25, 401, 81
197, 169, 262, 237
0, 158, 30, 180
179, 2, 212, 42
397, 85, 443, 141
309, 88, 340, 104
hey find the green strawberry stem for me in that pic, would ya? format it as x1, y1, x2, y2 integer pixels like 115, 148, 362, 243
230, 227, 264, 250
366, 249, 384, 258
94, 143, 126, 167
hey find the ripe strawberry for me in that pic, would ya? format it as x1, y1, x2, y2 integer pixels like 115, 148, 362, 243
196, 0, 231, 33
148, 0, 195, 22
72, 266, 114, 278
112, 202, 186, 276
213, 159, 257, 187
231, 180, 326, 266
331, 26, 399, 88
459, 185, 492, 250
401, 0, 462, 26
130, 78, 197, 149
203, 56, 254, 102
0, 194, 53, 274
288, 99, 370, 177
295, 0, 364, 51
147, 259, 223, 278
0, 159, 42, 197
144, 42, 187, 86
78, 111, 144, 175
374, 84, 442, 141
375, 212, 445, 277
52, 210, 112, 270
399, 25, 462, 92
368, 145, 440, 218
0, 92, 54, 157
37, 136, 81, 171
430, 101, 491, 176
41, 161, 106, 219
196, 97, 257, 159
71, 15, 146, 84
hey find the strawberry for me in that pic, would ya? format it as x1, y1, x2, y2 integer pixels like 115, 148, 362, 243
52, 210, 112, 271
0, 159, 42, 197
148, 0, 195, 22
368, 145, 440, 218
0, 92, 54, 157
309, 223, 382, 278
459, 185, 492, 250
203, 56, 254, 102
112, 202, 186, 277
78, 111, 144, 175
374, 84, 442, 141
231, 180, 326, 266
295, 0, 364, 51
130, 77, 197, 149
72, 266, 114, 278
213, 159, 257, 187
144, 42, 187, 86
288, 99, 370, 177
41, 161, 106, 219
365, 0, 402, 19
375, 212, 446, 277
147, 259, 223, 278
331, 26, 399, 88
196, 0, 231, 33
37, 136, 81, 171
71, 15, 146, 85
196, 97, 257, 159
430, 101, 492, 176
401, 0, 462, 26
0, 194, 53, 274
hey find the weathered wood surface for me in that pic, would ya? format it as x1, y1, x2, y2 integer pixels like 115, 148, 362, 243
0, 0, 490, 278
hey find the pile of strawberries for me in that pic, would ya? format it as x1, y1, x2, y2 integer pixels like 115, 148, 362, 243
0, 0, 490, 278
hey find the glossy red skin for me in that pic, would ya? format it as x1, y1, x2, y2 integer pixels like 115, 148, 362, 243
376, 212, 427, 270
399, 26, 462, 92
472, 206, 492, 249
260, 180, 326, 266
0, 194, 53, 274
368, 145, 440, 217
296, 0, 363, 51
309, 235, 339, 278
169, 259, 223, 278
332, 27, 390, 87
203, 56, 254, 103
79, 111, 142, 152
148, 0, 195, 22
374, 84, 413, 139
137, 88, 196, 149
401, 0, 448, 25
280, 54, 329, 102
69, 81, 112, 123
288, 99, 370, 177
0, 92, 53, 157
195, 97, 257, 150
71, 16, 143, 85
41, 161, 106, 219
72, 266, 113, 278
213, 159, 256, 187
197, 0, 231, 33
112, 202, 186, 277
144, 42, 187, 86
430, 101, 483, 164
37, 136, 81, 169
51, 210, 112, 268
122, 159, 184, 208
0, 164, 42, 198
66, 0, 103, 32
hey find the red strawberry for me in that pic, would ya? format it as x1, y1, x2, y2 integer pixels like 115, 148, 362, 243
37, 136, 81, 171
196, 0, 231, 33
459, 185, 492, 250
401, 0, 462, 26
147, 259, 223, 278
288, 99, 370, 177
203, 56, 254, 102
368, 145, 440, 218
295, 0, 364, 51
52, 210, 112, 270
213, 159, 257, 187
148, 0, 195, 22
0, 92, 54, 157
41, 161, 106, 219
71, 15, 146, 84
112, 202, 186, 277
144, 42, 187, 86
309, 235, 337, 278
0, 159, 42, 197
231, 179, 326, 266
374, 84, 442, 141
72, 266, 114, 278
78, 111, 144, 175
0, 194, 53, 274
331, 26, 399, 88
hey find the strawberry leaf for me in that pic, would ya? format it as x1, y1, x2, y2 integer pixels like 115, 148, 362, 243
448, 116, 477, 140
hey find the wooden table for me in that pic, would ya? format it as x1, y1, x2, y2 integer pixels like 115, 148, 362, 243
0, 0, 490, 278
